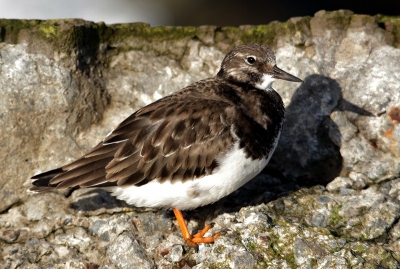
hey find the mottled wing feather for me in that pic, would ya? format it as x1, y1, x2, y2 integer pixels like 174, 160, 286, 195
105, 97, 235, 186
32, 90, 236, 190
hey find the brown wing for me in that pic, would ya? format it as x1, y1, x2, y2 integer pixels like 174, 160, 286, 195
31, 92, 236, 190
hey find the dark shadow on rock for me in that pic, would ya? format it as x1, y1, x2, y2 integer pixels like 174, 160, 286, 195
69, 189, 131, 212
270, 74, 373, 186
338, 99, 375, 117
270, 74, 344, 186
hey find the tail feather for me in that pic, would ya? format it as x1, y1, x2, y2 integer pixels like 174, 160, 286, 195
30, 168, 64, 192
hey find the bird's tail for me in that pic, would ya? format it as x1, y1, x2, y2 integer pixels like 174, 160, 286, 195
30, 168, 64, 192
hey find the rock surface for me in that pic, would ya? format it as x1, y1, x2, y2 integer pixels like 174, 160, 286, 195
1, 10, 400, 268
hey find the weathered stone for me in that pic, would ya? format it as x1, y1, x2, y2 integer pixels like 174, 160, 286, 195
1, 10, 400, 268
106, 231, 153, 269
326, 176, 353, 192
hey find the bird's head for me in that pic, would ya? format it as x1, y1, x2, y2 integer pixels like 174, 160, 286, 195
217, 43, 302, 90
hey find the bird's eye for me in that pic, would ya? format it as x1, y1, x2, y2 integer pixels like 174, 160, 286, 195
246, 56, 256, 65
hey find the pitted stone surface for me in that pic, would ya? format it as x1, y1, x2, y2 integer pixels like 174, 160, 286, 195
1, 12, 400, 268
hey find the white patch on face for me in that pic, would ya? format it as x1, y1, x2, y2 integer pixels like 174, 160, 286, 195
254, 74, 276, 91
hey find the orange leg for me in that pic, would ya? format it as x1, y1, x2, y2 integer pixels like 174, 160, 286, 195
173, 208, 223, 247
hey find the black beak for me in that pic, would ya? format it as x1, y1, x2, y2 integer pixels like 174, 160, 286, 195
272, 65, 303, 83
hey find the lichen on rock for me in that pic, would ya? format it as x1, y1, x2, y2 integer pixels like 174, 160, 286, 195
1, 10, 400, 268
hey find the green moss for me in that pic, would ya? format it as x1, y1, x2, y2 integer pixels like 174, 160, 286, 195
285, 253, 296, 267
242, 238, 276, 267
214, 244, 227, 253
378, 16, 400, 47
268, 233, 283, 255
329, 204, 345, 226
245, 241, 259, 252
245, 25, 271, 36
241, 25, 276, 46
352, 243, 367, 254
39, 25, 58, 38
274, 218, 291, 227
275, 20, 296, 35
0, 19, 40, 43
208, 262, 231, 269
378, 16, 400, 25
111, 23, 197, 41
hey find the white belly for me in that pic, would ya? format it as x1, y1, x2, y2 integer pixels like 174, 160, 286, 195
109, 137, 279, 210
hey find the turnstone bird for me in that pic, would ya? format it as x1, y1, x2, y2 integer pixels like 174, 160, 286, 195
30, 43, 302, 247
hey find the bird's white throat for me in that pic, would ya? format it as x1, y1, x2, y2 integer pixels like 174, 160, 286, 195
255, 74, 275, 91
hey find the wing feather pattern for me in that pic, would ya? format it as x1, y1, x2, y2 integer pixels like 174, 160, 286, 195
30, 86, 237, 191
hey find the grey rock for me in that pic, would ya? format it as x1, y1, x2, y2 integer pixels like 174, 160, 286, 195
326, 177, 353, 192
1, 11, 400, 268
228, 251, 257, 269
164, 244, 184, 263
106, 231, 153, 269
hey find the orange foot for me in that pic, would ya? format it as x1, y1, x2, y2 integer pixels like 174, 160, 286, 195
173, 208, 226, 247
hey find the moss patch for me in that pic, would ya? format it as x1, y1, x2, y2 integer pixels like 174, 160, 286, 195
379, 16, 400, 47
39, 25, 58, 38
329, 204, 345, 227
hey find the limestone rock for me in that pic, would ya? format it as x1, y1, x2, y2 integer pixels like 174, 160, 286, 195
1, 11, 400, 268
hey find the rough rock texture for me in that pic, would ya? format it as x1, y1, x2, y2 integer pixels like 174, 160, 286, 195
1, 10, 400, 268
